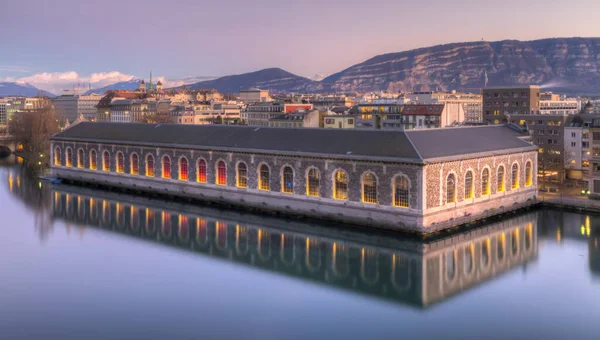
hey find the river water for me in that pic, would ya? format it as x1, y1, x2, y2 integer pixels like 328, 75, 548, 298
1, 156, 599, 340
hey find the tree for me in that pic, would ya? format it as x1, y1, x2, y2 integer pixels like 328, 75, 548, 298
214, 115, 223, 124
8, 98, 59, 159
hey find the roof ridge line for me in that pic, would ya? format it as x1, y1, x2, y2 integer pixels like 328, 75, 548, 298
403, 131, 423, 160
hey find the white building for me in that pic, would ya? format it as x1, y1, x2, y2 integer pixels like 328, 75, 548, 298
53, 94, 102, 122
240, 88, 271, 104
564, 114, 597, 180
405, 91, 482, 123
539, 96, 579, 116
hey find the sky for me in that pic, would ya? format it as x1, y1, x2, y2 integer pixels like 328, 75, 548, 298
1, 0, 600, 93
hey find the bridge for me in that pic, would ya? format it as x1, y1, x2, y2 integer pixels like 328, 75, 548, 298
0, 135, 18, 155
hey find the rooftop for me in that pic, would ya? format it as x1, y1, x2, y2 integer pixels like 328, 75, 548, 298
52, 123, 535, 163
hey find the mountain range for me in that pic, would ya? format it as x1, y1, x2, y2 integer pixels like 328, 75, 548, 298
2, 37, 600, 97
84, 78, 144, 95
0, 82, 54, 97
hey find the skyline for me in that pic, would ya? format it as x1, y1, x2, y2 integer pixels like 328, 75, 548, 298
2, 0, 600, 93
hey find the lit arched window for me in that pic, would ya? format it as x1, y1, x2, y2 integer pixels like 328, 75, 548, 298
146, 154, 154, 177
259, 164, 270, 191
89, 150, 97, 170
237, 162, 248, 188
525, 161, 532, 187
446, 251, 456, 281
116, 152, 124, 173
54, 146, 61, 166
216, 160, 227, 185
197, 159, 207, 183
102, 151, 110, 171
362, 173, 377, 204
481, 168, 490, 196
333, 170, 348, 200
464, 170, 474, 199
393, 176, 410, 208
481, 239, 490, 268
77, 149, 84, 168
179, 157, 188, 181
446, 173, 456, 203
162, 156, 171, 179
66, 148, 73, 167
464, 245, 474, 274
306, 168, 320, 197
130, 154, 139, 175
511, 163, 519, 189
282, 166, 294, 193
497, 166, 505, 192
497, 233, 505, 261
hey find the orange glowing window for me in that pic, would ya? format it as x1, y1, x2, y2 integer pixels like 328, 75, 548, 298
77, 149, 84, 168
89, 150, 97, 170
116, 152, 124, 173
146, 155, 154, 177
162, 156, 171, 179
216, 160, 227, 185
197, 159, 207, 183
130, 154, 139, 175
65, 148, 73, 167
179, 157, 188, 181
102, 151, 110, 171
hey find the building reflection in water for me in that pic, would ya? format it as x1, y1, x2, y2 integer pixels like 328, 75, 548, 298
50, 185, 542, 308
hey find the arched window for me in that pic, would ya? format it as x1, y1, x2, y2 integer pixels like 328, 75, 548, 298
89, 150, 97, 170
77, 149, 84, 168
333, 170, 348, 200
162, 156, 171, 179
525, 161, 532, 187
102, 151, 110, 171
481, 168, 490, 196
497, 166, 505, 193
146, 155, 154, 177
511, 163, 519, 189
446, 174, 456, 203
179, 157, 188, 181
237, 162, 248, 188
393, 176, 410, 208
446, 251, 456, 281
54, 146, 61, 166
362, 173, 377, 204
259, 164, 270, 191
216, 160, 227, 185
306, 168, 320, 197
282, 166, 294, 193
65, 148, 73, 167
130, 154, 139, 175
464, 245, 474, 274
464, 170, 474, 199
197, 159, 207, 183
116, 152, 124, 173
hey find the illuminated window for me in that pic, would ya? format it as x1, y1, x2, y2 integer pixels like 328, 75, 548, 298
333, 170, 348, 200
102, 151, 110, 171
54, 146, 61, 166
306, 168, 320, 197
464, 171, 474, 199
497, 165, 505, 192
89, 150, 97, 170
362, 173, 377, 204
195, 158, 207, 183
237, 162, 248, 188
179, 157, 188, 181
116, 152, 124, 173
481, 168, 490, 196
446, 174, 456, 203
393, 176, 409, 208
511, 163, 519, 189
446, 251, 456, 280
464, 245, 474, 274
130, 154, 139, 175
162, 156, 171, 179
282, 166, 294, 193
216, 160, 227, 185
146, 154, 154, 177
65, 148, 73, 167
525, 161, 532, 187
497, 233, 505, 261
77, 148, 84, 168
259, 164, 270, 190
481, 239, 491, 267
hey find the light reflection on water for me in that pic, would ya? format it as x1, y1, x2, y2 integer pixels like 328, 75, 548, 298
1, 160, 600, 340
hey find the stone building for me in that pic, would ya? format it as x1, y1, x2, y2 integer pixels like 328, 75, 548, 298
50, 123, 538, 234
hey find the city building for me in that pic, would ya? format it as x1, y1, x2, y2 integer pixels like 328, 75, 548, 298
246, 102, 313, 127
323, 115, 355, 129
405, 91, 483, 123
268, 109, 324, 128
353, 104, 445, 130
539, 94, 580, 115
483, 85, 541, 124
240, 89, 271, 103
53, 94, 102, 122
564, 114, 597, 180
588, 116, 600, 198
309, 95, 354, 109
0, 100, 7, 126
50, 122, 537, 234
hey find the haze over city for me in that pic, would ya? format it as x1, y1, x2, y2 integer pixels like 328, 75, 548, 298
2, 0, 600, 93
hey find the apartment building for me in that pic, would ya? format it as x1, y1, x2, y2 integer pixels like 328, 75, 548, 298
246, 102, 313, 127
483, 86, 540, 124
53, 94, 102, 122
353, 104, 445, 130
564, 114, 597, 180
405, 91, 482, 123
323, 115, 355, 129
240, 88, 271, 103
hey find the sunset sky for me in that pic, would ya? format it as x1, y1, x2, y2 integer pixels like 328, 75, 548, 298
2, 0, 599, 92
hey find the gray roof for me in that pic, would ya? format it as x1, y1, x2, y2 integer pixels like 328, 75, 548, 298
51, 123, 535, 163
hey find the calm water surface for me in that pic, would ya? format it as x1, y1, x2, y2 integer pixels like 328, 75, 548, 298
1, 156, 600, 340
